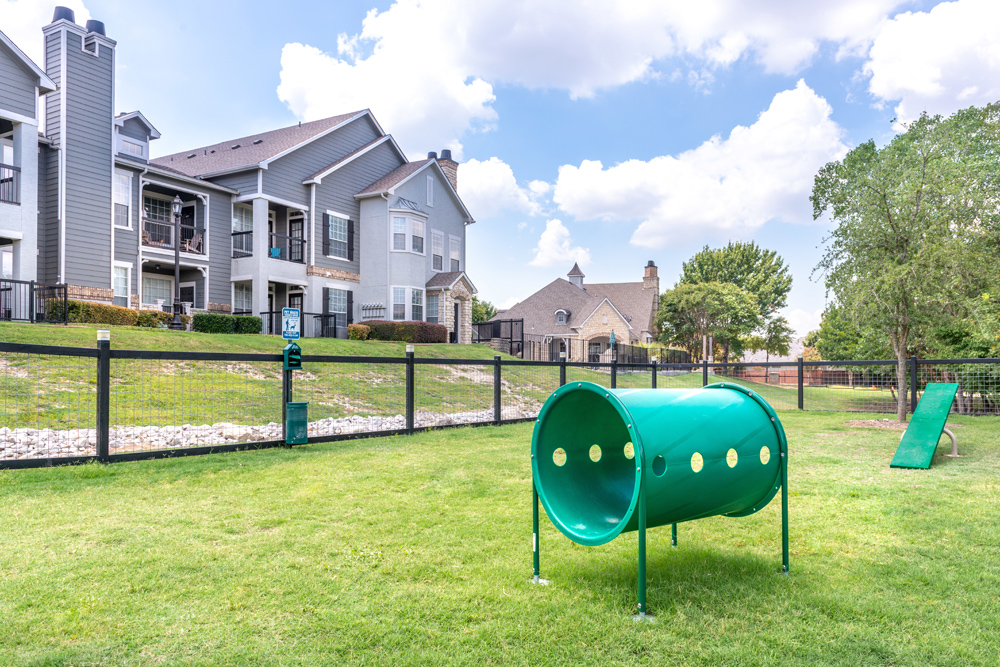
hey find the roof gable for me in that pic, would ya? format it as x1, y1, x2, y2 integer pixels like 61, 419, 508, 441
303, 134, 406, 185
115, 111, 161, 139
356, 158, 474, 222
0, 29, 56, 94
577, 298, 633, 330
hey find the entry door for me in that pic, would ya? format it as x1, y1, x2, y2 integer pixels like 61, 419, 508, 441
179, 284, 195, 305
288, 293, 302, 312
452, 302, 460, 343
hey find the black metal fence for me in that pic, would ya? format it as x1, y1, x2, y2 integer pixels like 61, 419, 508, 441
0, 163, 20, 204
0, 279, 68, 323
520, 334, 657, 364
259, 311, 341, 338
2, 341, 998, 469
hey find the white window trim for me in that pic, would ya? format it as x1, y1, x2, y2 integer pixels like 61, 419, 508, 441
324, 209, 352, 262
430, 230, 444, 273
142, 273, 174, 305
389, 285, 425, 321
232, 282, 253, 313
426, 174, 434, 208
426, 292, 440, 324
448, 234, 462, 272
388, 211, 428, 256
112, 261, 132, 306
113, 170, 133, 230
117, 134, 148, 160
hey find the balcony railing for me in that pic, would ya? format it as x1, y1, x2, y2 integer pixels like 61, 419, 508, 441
142, 218, 205, 254
232, 231, 253, 258
0, 163, 20, 205
268, 233, 306, 264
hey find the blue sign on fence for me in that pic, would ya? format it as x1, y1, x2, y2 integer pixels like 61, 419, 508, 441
282, 308, 300, 340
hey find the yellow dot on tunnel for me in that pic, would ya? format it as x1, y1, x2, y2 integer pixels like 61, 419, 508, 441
760, 446, 771, 465
727, 448, 738, 468
691, 452, 703, 473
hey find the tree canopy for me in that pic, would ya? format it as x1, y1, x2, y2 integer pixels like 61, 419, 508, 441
812, 104, 1000, 420
471, 297, 497, 324
743, 315, 795, 362
678, 241, 792, 319
654, 282, 760, 362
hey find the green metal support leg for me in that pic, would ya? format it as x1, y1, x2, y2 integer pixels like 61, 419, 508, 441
671, 523, 677, 548
781, 448, 789, 575
634, 480, 651, 620
531, 481, 548, 585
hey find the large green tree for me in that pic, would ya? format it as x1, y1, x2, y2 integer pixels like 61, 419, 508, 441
812, 105, 1000, 421
678, 241, 793, 319
471, 297, 497, 324
654, 282, 760, 362
743, 315, 795, 362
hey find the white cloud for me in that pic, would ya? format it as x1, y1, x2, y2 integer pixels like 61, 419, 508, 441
459, 157, 539, 218
552, 81, 848, 248
528, 180, 551, 196
1, 0, 91, 64
499, 296, 520, 310
864, 0, 1000, 124
529, 219, 590, 268
517, 222, 528, 231
276, 0, 905, 155
783, 307, 824, 338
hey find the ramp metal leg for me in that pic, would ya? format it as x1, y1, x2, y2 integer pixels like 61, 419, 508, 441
943, 428, 960, 457
531, 482, 548, 585
671, 523, 677, 547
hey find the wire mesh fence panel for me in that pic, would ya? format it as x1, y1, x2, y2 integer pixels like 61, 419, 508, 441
415, 361, 495, 426
616, 364, 654, 389
800, 363, 903, 414
648, 364, 703, 390
295, 361, 408, 437
0, 350, 97, 461
501, 363, 561, 420
709, 364, 799, 411
918, 362, 1000, 415
109, 358, 284, 453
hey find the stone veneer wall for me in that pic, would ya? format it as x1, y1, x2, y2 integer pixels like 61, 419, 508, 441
306, 265, 361, 283
67, 285, 114, 303
575, 300, 632, 355
438, 280, 474, 344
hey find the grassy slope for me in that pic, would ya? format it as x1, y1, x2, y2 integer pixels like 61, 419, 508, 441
1, 414, 999, 666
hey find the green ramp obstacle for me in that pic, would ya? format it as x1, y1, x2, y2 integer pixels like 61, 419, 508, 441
890, 382, 959, 469
530, 381, 789, 618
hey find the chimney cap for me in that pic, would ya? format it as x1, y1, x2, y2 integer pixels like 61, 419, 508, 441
427, 151, 438, 160
440, 149, 453, 161
52, 6, 75, 23
85, 19, 106, 35
646, 260, 656, 267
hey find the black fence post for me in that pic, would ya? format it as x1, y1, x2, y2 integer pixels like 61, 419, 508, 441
611, 356, 617, 389
651, 359, 657, 389
702, 358, 708, 387
559, 351, 566, 386
405, 346, 415, 432
493, 354, 502, 424
910, 355, 918, 414
28, 280, 35, 323
797, 356, 804, 411
96, 331, 110, 461
282, 367, 292, 445
62, 284, 68, 325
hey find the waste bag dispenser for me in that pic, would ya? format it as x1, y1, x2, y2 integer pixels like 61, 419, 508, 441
530, 381, 789, 617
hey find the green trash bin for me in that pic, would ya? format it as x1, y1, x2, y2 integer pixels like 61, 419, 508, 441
285, 402, 308, 445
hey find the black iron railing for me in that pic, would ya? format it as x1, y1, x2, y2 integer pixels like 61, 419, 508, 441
142, 218, 205, 254
0, 279, 67, 323
0, 163, 20, 205
268, 233, 306, 263
258, 311, 338, 337
231, 231, 253, 258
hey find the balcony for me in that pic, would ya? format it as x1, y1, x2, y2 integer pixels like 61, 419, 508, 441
142, 218, 205, 255
268, 233, 306, 264
0, 163, 20, 205
232, 231, 252, 258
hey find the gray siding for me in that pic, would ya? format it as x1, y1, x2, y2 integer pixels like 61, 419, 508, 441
208, 188, 233, 306
312, 140, 405, 276
37, 144, 59, 284
113, 165, 142, 287
393, 164, 468, 283
44, 31, 61, 146
62, 31, 114, 289
119, 117, 148, 142
263, 114, 384, 205
209, 169, 258, 195
0, 43, 36, 119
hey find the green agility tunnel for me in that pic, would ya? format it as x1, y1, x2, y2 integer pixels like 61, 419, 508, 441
530, 381, 789, 617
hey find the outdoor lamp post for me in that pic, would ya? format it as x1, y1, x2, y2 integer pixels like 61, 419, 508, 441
169, 194, 184, 330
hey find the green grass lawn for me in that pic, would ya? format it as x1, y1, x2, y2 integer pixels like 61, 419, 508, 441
2, 412, 999, 665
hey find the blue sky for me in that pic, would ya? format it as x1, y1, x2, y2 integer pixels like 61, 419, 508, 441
6, 0, 998, 335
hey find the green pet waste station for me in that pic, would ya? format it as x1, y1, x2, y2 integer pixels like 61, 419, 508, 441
530, 381, 789, 618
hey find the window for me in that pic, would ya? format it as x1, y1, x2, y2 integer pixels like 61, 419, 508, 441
393, 217, 407, 251
328, 215, 348, 258
427, 294, 439, 324
393, 287, 406, 320
411, 289, 423, 321
142, 275, 172, 305
556, 311, 567, 325
411, 219, 424, 254
113, 266, 129, 307
426, 175, 434, 207
327, 287, 347, 316
121, 139, 144, 158
432, 232, 443, 271
144, 196, 171, 222
233, 283, 253, 313
450, 237, 461, 272
114, 173, 131, 228
232, 204, 253, 232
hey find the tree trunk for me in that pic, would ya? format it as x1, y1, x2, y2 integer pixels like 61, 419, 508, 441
895, 353, 907, 422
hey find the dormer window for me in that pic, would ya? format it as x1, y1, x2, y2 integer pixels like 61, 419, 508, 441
555, 309, 569, 325
118, 136, 147, 160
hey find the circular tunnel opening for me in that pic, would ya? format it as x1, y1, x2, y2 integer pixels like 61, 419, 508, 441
532, 385, 639, 546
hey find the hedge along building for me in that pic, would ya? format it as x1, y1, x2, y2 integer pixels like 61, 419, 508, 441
494, 262, 660, 361
2, 7, 478, 339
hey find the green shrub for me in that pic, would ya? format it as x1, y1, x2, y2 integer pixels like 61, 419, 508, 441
364, 320, 447, 343
348, 323, 370, 340
234, 316, 263, 335
51, 299, 190, 329
192, 312, 235, 334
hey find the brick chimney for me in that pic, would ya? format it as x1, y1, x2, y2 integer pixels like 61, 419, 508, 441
437, 148, 458, 191
643, 260, 659, 292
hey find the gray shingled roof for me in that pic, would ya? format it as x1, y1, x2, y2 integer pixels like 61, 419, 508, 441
356, 159, 431, 196
425, 271, 477, 293
152, 111, 365, 177
494, 276, 658, 341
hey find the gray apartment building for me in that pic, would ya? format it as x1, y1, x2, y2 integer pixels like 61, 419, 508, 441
0, 7, 478, 342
